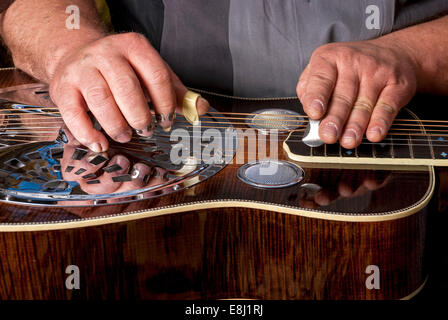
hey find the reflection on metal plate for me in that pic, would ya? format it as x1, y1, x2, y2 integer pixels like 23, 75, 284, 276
0, 91, 237, 207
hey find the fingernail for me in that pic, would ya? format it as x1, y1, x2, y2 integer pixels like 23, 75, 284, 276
153, 167, 162, 178
142, 169, 153, 184
88, 142, 103, 153
342, 129, 357, 144
309, 99, 325, 118
142, 167, 157, 184
197, 97, 210, 111
136, 122, 155, 138
156, 113, 175, 132
321, 122, 338, 140
115, 155, 130, 171
131, 167, 140, 179
115, 130, 132, 143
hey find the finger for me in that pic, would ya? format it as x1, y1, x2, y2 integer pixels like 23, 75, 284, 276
314, 189, 339, 206
340, 81, 382, 149
125, 36, 177, 131
302, 58, 337, 119
61, 148, 108, 182
128, 163, 153, 189
366, 84, 410, 142
139, 167, 169, 198
319, 71, 359, 144
51, 84, 109, 153
362, 171, 392, 190
296, 64, 310, 102
337, 180, 356, 197
102, 163, 155, 204
84, 155, 130, 194
168, 67, 210, 116
99, 57, 154, 137
79, 69, 132, 143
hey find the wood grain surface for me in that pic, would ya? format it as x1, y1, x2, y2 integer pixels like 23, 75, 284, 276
0, 68, 441, 300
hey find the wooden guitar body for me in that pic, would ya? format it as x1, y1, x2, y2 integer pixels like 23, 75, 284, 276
0, 69, 440, 300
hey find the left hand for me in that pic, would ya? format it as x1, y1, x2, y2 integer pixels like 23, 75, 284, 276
297, 39, 418, 149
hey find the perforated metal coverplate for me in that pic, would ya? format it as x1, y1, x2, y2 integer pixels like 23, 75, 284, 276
0, 86, 237, 206
237, 160, 304, 189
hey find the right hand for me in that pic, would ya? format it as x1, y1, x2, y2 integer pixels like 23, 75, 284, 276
49, 32, 209, 153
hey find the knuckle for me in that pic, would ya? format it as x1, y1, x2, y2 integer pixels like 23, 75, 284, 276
386, 67, 401, 83
114, 75, 140, 98
49, 84, 59, 99
310, 72, 334, 90
363, 55, 380, 70
149, 68, 171, 87
85, 86, 112, 106
87, 40, 114, 57
335, 46, 354, 60
61, 106, 83, 124
60, 109, 92, 143
331, 93, 353, 108
154, 102, 174, 113
353, 99, 374, 114
296, 79, 307, 95
377, 102, 397, 116
313, 43, 334, 56
126, 32, 146, 42
123, 32, 149, 49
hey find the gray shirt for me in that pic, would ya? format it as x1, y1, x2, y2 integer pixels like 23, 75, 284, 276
107, 0, 448, 97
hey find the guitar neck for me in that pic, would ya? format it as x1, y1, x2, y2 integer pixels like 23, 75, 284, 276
284, 108, 448, 167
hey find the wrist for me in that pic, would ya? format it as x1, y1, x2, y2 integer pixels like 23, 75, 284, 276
371, 32, 423, 90
43, 31, 106, 82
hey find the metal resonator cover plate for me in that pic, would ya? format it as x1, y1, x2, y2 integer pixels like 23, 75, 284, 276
0, 84, 237, 207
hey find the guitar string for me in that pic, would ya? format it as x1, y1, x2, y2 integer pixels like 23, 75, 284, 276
3, 136, 448, 153
0, 127, 448, 142
1, 108, 448, 124
3, 117, 448, 129
2, 134, 447, 148
2, 124, 448, 138
1, 110, 448, 148
1, 115, 447, 132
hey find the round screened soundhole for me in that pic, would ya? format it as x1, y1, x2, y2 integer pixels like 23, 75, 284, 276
237, 160, 304, 189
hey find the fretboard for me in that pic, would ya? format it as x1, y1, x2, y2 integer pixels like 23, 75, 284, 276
284, 108, 448, 167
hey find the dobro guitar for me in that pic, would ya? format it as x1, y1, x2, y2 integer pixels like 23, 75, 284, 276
0, 69, 447, 300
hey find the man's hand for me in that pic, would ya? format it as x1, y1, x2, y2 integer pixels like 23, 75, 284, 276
2, 1, 210, 153
297, 39, 418, 149
50, 32, 209, 153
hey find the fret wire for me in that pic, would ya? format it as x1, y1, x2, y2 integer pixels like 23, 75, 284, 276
408, 134, 414, 159
390, 137, 395, 159
426, 131, 436, 160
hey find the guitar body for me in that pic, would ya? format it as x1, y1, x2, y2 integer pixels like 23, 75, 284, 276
0, 70, 439, 300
